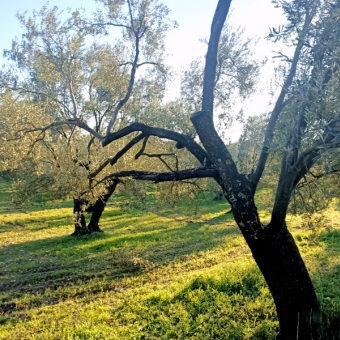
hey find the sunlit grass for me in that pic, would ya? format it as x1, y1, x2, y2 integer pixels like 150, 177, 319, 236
0, 180, 339, 339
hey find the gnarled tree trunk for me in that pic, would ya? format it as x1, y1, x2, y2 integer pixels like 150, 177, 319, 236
250, 223, 321, 340
71, 179, 121, 235
235, 201, 321, 339
87, 178, 121, 233
191, 111, 321, 339
72, 198, 90, 236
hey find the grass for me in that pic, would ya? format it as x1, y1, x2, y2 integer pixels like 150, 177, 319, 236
0, 181, 340, 339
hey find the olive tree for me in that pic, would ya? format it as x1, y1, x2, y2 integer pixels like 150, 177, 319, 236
0, 0, 174, 234
2, 0, 340, 338
94, 1, 340, 338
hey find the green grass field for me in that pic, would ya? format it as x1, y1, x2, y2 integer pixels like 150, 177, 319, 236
0, 180, 340, 339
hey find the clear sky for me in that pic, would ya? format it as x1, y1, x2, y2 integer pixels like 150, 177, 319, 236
0, 0, 286, 135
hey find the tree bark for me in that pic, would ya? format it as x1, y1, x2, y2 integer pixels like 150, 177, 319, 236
71, 179, 121, 235
247, 222, 321, 339
71, 198, 90, 236
87, 179, 120, 233
86, 198, 105, 233
191, 111, 321, 339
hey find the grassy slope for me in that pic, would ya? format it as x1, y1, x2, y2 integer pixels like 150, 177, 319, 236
0, 181, 339, 339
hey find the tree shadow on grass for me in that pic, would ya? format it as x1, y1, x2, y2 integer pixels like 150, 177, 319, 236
130, 227, 340, 340
0, 210, 240, 320
316, 260, 340, 339
124, 266, 279, 340
298, 228, 340, 339
0, 215, 71, 233
1, 208, 340, 338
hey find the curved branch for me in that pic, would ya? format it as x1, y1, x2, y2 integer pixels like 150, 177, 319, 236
103, 122, 212, 167
110, 133, 147, 165
88, 133, 147, 179
293, 128, 340, 187
296, 168, 340, 189
271, 119, 340, 226
135, 135, 149, 159
139, 152, 177, 171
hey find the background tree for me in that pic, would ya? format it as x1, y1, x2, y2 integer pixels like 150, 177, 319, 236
0, 0, 175, 234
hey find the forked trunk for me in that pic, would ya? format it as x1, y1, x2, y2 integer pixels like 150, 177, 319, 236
88, 178, 121, 233
215, 178, 321, 339
71, 179, 120, 235
191, 112, 321, 338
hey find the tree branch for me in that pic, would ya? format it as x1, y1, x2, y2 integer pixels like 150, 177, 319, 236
110, 133, 147, 165
96, 167, 218, 186
202, 0, 232, 116
296, 167, 340, 189
105, 0, 142, 135
138, 152, 177, 171
135, 135, 149, 159
21, 120, 103, 141
293, 123, 340, 187
88, 133, 147, 179
252, 9, 314, 192
103, 122, 212, 167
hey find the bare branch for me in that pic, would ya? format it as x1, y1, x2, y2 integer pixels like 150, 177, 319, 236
110, 133, 147, 165
202, 0, 232, 116
88, 159, 111, 180
92, 22, 132, 31
135, 135, 149, 159
296, 168, 340, 189
88, 133, 147, 179
138, 152, 177, 171
137, 61, 157, 67
96, 167, 218, 186
103, 122, 212, 167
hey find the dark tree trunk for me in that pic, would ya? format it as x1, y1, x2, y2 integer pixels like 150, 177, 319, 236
87, 179, 120, 233
211, 173, 321, 338
71, 198, 90, 236
86, 198, 105, 233
191, 112, 321, 339
214, 175, 321, 339
71, 179, 121, 235
245, 221, 321, 339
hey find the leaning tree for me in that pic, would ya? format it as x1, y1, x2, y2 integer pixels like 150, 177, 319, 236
80, 1, 340, 338
2, 0, 340, 338
0, 0, 258, 235
0, 0, 176, 234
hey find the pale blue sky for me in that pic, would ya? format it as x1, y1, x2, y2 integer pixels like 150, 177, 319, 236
0, 0, 286, 130
0, 0, 284, 66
